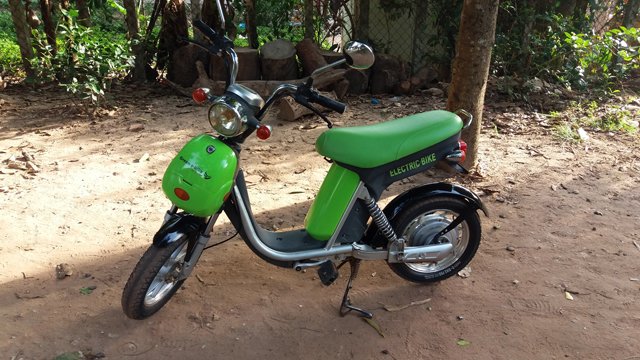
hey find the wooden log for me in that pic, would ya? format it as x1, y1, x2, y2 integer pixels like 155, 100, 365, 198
296, 38, 327, 76
260, 39, 299, 80
332, 79, 350, 100
210, 47, 262, 81
167, 44, 210, 87
396, 65, 439, 95
235, 47, 261, 80
344, 68, 369, 94
167, 61, 348, 99
369, 53, 404, 94
277, 91, 337, 121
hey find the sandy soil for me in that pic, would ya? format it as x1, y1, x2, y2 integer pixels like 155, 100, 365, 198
0, 84, 639, 360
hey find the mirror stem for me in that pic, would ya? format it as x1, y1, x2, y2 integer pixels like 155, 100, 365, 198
311, 59, 346, 77
215, 0, 226, 31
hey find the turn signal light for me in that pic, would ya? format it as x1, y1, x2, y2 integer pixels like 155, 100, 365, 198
174, 187, 190, 201
192, 88, 210, 105
256, 125, 272, 140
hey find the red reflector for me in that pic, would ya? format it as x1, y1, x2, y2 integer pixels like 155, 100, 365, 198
192, 88, 210, 104
458, 140, 467, 163
458, 140, 468, 152
256, 125, 271, 140
174, 188, 190, 201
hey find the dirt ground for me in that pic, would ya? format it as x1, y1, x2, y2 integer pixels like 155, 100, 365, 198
0, 84, 639, 360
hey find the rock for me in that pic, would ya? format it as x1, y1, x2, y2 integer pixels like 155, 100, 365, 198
424, 88, 444, 97
594, 210, 603, 216
128, 123, 145, 132
506, 246, 515, 252
55, 263, 74, 279
54, 351, 85, 360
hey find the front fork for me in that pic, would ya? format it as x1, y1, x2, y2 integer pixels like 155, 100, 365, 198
157, 205, 220, 281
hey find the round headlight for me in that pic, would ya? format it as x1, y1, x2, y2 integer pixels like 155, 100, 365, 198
208, 97, 247, 137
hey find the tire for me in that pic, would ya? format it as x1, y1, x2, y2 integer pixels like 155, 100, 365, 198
121, 236, 189, 319
387, 196, 481, 283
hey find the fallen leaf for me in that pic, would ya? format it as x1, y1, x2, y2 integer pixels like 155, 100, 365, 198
564, 291, 574, 301
79, 285, 97, 295
362, 317, 385, 337
456, 339, 471, 346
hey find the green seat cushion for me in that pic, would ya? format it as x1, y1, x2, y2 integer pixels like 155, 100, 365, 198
315, 110, 463, 168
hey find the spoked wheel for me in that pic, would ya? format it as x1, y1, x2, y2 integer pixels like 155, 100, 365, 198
121, 236, 189, 319
388, 196, 481, 283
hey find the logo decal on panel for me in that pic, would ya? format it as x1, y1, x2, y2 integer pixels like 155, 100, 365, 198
389, 153, 437, 177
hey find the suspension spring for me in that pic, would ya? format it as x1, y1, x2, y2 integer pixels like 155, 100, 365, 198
364, 198, 397, 243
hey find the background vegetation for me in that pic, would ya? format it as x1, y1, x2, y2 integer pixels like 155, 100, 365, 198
0, 0, 638, 116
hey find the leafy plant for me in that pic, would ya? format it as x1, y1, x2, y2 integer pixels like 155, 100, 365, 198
30, 10, 133, 109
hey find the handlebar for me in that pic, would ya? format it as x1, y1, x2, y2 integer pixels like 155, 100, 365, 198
193, 20, 218, 42
309, 92, 346, 114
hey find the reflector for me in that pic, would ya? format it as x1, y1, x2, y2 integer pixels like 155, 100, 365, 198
174, 188, 190, 201
256, 125, 271, 140
192, 88, 210, 104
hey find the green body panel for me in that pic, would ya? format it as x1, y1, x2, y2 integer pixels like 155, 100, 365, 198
162, 134, 237, 217
304, 164, 361, 241
315, 110, 463, 168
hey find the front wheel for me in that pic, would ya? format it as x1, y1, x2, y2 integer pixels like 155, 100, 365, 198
121, 236, 189, 319
388, 196, 481, 283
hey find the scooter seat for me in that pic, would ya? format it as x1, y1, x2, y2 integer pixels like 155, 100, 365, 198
315, 110, 463, 169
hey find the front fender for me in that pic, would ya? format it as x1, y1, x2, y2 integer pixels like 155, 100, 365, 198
152, 213, 205, 248
363, 182, 488, 247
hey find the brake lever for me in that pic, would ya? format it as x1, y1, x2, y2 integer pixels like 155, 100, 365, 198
294, 95, 333, 128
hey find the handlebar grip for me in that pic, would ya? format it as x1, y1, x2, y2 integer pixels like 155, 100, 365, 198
310, 93, 347, 114
193, 20, 218, 41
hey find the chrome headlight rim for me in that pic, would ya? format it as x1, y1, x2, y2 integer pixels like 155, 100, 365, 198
207, 97, 247, 137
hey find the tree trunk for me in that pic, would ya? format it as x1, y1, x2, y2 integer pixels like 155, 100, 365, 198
158, 0, 188, 70
77, 0, 91, 27
190, 0, 203, 42
244, 0, 258, 48
123, 0, 146, 82
260, 39, 298, 80
623, 0, 640, 28
304, 0, 314, 40
354, 0, 369, 41
446, 0, 499, 169
40, 0, 56, 54
296, 38, 327, 76
8, 0, 35, 78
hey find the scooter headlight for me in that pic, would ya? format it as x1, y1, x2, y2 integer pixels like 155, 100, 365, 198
208, 97, 248, 137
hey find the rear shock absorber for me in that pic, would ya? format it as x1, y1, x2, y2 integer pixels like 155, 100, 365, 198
363, 198, 398, 243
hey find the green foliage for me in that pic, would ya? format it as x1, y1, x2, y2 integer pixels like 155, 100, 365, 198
493, 2, 640, 92
255, 0, 304, 41
0, 8, 21, 73
561, 27, 640, 89
30, 10, 133, 108
551, 100, 638, 141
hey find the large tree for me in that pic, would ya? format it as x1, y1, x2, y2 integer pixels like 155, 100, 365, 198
8, 0, 35, 77
124, 0, 146, 82
447, 0, 499, 169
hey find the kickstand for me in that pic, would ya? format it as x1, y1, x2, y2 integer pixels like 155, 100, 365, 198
337, 258, 373, 319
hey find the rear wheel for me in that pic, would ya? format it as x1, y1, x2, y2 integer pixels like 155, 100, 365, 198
121, 236, 189, 319
387, 196, 481, 283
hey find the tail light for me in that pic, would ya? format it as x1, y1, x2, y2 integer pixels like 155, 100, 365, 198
445, 140, 467, 163
458, 140, 467, 163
